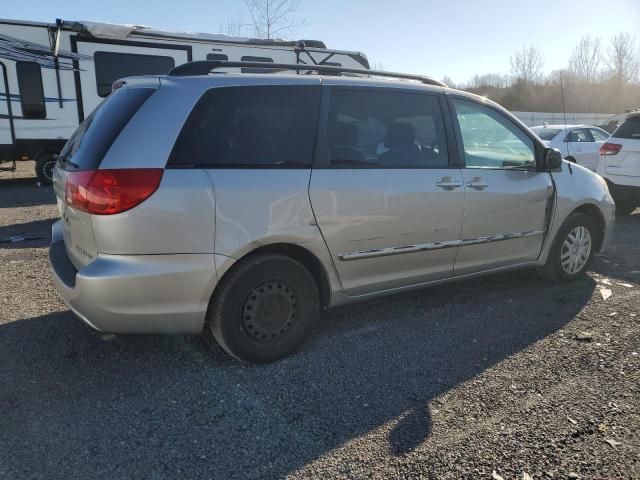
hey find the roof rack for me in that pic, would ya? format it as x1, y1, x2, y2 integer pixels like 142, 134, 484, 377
167, 60, 447, 87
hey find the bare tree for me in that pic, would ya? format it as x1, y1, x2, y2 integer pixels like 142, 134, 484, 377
510, 45, 544, 84
244, 0, 307, 39
220, 16, 247, 37
569, 36, 603, 82
469, 73, 509, 89
606, 32, 640, 83
441, 75, 455, 88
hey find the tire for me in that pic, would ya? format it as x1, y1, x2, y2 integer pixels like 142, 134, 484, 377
539, 212, 596, 282
208, 254, 320, 363
615, 201, 637, 215
35, 152, 57, 185
566, 156, 576, 163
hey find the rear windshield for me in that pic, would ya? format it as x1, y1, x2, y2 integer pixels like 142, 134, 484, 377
612, 116, 640, 140
58, 88, 154, 170
531, 127, 561, 140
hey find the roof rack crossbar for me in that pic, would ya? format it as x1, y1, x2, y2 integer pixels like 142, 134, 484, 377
167, 60, 447, 87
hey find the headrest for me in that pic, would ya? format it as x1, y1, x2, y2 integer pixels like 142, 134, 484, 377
334, 122, 358, 146
385, 122, 415, 148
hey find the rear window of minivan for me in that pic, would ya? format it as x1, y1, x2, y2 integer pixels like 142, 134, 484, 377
612, 116, 640, 139
58, 88, 155, 170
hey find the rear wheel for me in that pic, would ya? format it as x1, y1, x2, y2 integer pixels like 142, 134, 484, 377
539, 212, 596, 282
208, 254, 320, 363
35, 152, 57, 185
566, 156, 576, 163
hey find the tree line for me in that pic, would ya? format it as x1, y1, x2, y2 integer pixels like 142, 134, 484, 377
450, 33, 640, 114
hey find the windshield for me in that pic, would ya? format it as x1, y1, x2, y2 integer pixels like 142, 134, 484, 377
531, 127, 561, 141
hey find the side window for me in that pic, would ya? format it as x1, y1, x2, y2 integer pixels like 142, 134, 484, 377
169, 86, 320, 167
16, 62, 46, 119
452, 99, 535, 169
94, 52, 176, 97
240, 56, 274, 73
590, 128, 610, 142
565, 129, 591, 143
206, 53, 228, 61
327, 89, 449, 168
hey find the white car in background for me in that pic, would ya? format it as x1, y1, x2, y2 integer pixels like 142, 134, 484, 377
597, 112, 640, 214
530, 124, 610, 172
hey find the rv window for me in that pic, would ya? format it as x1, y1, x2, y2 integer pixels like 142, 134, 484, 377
16, 62, 46, 119
240, 56, 274, 73
168, 85, 320, 168
206, 53, 229, 61
94, 52, 175, 97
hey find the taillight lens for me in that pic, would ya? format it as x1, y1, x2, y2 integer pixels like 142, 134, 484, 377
599, 142, 622, 155
65, 169, 163, 215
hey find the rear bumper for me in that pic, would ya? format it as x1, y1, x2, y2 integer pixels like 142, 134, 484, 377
49, 220, 217, 334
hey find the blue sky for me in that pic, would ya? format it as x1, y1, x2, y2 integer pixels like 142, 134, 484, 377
5, 0, 640, 84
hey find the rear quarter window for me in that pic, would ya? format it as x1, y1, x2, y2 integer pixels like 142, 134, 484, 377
58, 88, 155, 170
168, 85, 320, 168
612, 116, 640, 139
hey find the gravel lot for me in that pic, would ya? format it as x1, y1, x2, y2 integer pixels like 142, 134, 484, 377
1, 162, 639, 480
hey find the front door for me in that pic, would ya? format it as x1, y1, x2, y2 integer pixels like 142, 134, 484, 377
449, 97, 553, 274
310, 87, 465, 295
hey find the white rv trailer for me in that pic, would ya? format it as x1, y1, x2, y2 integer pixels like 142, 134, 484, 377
0, 18, 369, 183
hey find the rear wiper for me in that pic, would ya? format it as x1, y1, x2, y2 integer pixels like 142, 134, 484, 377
58, 155, 80, 169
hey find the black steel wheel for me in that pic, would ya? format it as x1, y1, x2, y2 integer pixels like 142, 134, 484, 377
208, 253, 319, 363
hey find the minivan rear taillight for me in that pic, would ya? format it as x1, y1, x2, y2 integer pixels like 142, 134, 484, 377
65, 169, 163, 215
599, 142, 622, 155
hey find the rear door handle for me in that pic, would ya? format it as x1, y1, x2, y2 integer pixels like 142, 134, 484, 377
436, 177, 462, 190
466, 178, 489, 190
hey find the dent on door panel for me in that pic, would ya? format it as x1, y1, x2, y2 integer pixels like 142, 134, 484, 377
207, 169, 343, 292
454, 170, 553, 273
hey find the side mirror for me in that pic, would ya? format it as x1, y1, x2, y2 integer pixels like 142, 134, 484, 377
543, 148, 563, 170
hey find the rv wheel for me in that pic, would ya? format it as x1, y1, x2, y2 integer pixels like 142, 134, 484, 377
35, 153, 57, 185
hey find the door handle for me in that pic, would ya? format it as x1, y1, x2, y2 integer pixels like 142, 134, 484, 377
466, 177, 489, 190
436, 177, 462, 190
576, 148, 583, 152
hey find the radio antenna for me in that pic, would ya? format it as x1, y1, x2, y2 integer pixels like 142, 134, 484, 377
560, 72, 568, 130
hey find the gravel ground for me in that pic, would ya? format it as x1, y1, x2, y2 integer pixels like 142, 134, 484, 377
1, 162, 639, 480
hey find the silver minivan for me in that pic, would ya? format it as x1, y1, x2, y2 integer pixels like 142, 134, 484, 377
49, 62, 615, 362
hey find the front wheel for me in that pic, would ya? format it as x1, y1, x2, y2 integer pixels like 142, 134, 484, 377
539, 212, 596, 282
208, 254, 320, 363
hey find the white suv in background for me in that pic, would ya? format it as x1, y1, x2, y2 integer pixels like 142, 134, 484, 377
530, 124, 611, 172
597, 113, 640, 214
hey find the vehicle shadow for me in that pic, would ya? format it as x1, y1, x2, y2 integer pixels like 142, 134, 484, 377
0, 218, 53, 249
0, 270, 595, 479
0, 180, 55, 208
